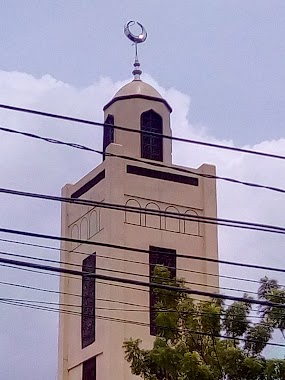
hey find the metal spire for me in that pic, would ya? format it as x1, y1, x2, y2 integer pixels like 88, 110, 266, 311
124, 21, 147, 80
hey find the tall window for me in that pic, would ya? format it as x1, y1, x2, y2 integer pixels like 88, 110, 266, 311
82, 254, 96, 348
82, 356, 96, 380
103, 114, 114, 160
141, 110, 163, 162
149, 246, 176, 335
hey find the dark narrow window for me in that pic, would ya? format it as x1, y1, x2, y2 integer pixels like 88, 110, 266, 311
149, 246, 176, 335
82, 254, 96, 348
103, 114, 114, 160
82, 356, 96, 380
141, 110, 163, 162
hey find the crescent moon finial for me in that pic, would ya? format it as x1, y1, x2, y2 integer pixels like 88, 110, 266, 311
124, 21, 147, 80
124, 21, 147, 44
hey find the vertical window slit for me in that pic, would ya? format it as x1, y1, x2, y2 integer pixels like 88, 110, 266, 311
82, 254, 96, 348
103, 114, 114, 160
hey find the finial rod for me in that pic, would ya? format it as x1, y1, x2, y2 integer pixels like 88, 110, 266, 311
124, 21, 147, 80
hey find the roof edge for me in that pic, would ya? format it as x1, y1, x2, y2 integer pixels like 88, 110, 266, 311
103, 94, 172, 113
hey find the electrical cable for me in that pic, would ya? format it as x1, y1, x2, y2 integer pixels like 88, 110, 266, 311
0, 296, 268, 321
0, 108, 284, 313
0, 248, 257, 295
1, 225, 285, 275
1, 298, 284, 348
0, 280, 150, 309
1, 125, 285, 200
2, 186, 285, 236
0, 262, 152, 296
0, 238, 278, 293
1, 103, 285, 162
0, 278, 267, 321
0, 262, 266, 315
0, 237, 278, 288
0, 255, 284, 310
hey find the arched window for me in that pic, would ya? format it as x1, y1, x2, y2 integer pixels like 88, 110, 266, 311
103, 114, 114, 160
141, 110, 163, 162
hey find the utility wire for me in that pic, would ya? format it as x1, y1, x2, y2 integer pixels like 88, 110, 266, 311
0, 291, 267, 320
0, 259, 274, 314
0, 248, 257, 295
0, 261, 151, 295
1, 299, 284, 349
1, 125, 285, 199
0, 237, 278, 288
0, 237, 254, 286
1, 103, 285, 162
0, 255, 284, 310
1, 225, 285, 275
0, 296, 269, 321
2, 186, 285, 236
0, 279, 267, 320
0, 280, 150, 308
0, 261, 265, 314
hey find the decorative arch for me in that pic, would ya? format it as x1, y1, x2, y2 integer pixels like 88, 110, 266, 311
70, 224, 79, 250
165, 206, 180, 233
125, 199, 142, 226
89, 209, 98, 237
145, 202, 161, 229
184, 209, 200, 236
80, 217, 89, 240
141, 109, 163, 162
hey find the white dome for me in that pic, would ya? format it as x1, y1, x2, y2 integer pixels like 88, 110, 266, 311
103, 79, 172, 112
113, 80, 162, 99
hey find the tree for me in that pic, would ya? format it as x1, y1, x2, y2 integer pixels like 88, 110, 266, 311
123, 266, 285, 380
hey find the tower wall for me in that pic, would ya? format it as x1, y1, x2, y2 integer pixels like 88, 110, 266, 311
104, 97, 172, 164
58, 83, 219, 380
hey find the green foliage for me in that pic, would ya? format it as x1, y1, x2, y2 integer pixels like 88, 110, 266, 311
258, 277, 285, 338
123, 267, 285, 380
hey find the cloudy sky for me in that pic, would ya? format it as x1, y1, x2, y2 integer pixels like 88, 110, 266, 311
0, 1, 285, 379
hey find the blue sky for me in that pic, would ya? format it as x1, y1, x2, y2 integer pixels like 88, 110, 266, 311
1, 1, 285, 144
0, 2, 285, 379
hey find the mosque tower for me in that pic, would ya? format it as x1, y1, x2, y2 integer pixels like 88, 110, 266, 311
58, 22, 219, 380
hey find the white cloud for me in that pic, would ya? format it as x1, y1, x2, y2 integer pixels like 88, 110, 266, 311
0, 70, 284, 378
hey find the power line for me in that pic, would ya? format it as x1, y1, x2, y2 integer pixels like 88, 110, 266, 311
0, 255, 284, 310
1, 299, 284, 349
0, 280, 151, 308
0, 278, 267, 320
0, 236, 283, 309
0, 296, 268, 320
0, 259, 273, 314
0, 296, 147, 311
1, 124, 285, 199
0, 261, 151, 295
0, 248, 257, 295
0, 261, 265, 314
1, 103, 285, 162
0, 237, 276, 287
1, 225, 285, 275
2, 186, 285, 236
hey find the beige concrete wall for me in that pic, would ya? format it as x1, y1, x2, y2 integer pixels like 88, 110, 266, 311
58, 94, 219, 380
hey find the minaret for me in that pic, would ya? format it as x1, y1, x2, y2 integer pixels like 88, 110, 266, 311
58, 22, 219, 380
